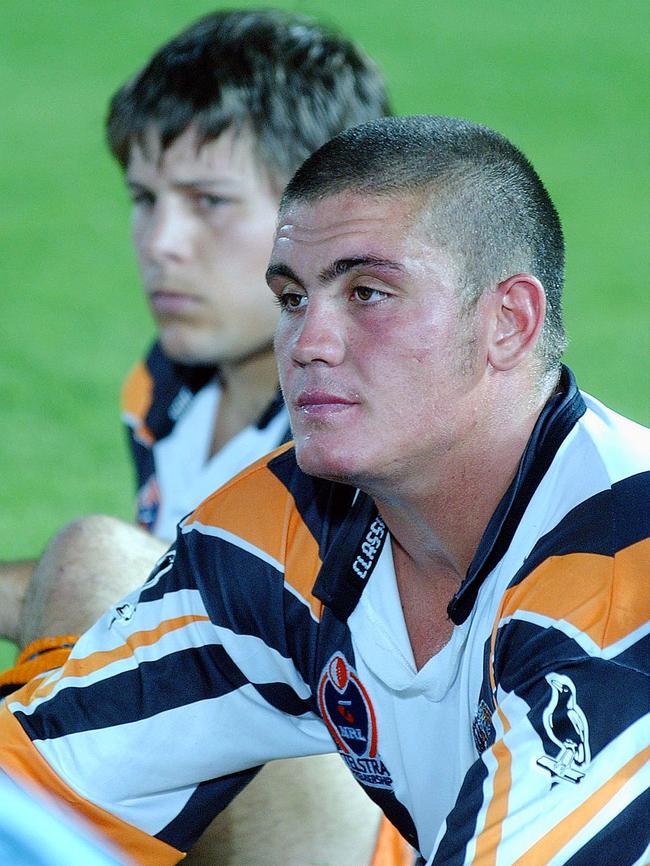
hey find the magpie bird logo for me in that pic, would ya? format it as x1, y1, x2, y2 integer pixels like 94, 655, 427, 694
536, 672, 590, 783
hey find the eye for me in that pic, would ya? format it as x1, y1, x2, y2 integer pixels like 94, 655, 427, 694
129, 189, 155, 208
196, 193, 228, 209
277, 290, 307, 310
352, 286, 387, 303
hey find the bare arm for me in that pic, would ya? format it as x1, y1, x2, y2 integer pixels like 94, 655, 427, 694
18, 515, 168, 646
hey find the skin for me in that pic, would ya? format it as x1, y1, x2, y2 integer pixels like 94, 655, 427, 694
127, 123, 281, 368
269, 192, 492, 494
269, 190, 549, 668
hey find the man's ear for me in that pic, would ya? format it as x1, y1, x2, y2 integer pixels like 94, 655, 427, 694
487, 273, 546, 371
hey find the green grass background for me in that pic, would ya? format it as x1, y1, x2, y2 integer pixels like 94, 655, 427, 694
1, 0, 648, 668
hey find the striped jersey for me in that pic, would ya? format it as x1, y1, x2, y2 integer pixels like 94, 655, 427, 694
120, 340, 290, 540
1, 369, 649, 866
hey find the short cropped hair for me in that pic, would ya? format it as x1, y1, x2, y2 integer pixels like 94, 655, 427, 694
281, 115, 567, 373
106, 8, 391, 188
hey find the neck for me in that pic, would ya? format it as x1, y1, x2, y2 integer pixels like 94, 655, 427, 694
374, 395, 546, 582
209, 344, 279, 457
219, 342, 278, 399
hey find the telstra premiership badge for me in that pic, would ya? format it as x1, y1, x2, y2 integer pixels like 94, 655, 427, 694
318, 653, 393, 789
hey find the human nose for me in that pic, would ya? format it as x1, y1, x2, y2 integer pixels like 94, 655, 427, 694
289, 300, 346, 367
142, 200, 194, 264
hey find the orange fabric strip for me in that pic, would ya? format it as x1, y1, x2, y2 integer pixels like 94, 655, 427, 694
514, 747, 650, 865
498, 539, 650, 651
369, 815, 415, 866
470, 706, 513, 866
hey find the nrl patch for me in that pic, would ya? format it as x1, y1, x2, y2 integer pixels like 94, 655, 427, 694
318, 653, 393, 789
536, 672, 591, 784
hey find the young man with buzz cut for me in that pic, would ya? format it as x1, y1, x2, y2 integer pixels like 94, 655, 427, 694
2, 114, 647, 865
0, 10, 415, 866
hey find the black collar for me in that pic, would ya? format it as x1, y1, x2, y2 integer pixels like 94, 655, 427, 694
144, 341, 286, 440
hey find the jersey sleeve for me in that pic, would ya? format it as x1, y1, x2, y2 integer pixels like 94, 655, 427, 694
0, 461, 335, 863
428, 531, 650, 865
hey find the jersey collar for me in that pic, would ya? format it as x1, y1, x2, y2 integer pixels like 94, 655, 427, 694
448, 366, 586, 623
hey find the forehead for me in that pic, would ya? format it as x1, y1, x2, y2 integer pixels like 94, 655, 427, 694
126, 123, 274, 189
275, 193, 418, 253
270, 191, 455, 279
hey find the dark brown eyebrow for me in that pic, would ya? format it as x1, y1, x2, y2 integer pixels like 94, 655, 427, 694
318, 256, 406, 283
266, 256, 405, 289
265, 263, 303, 287
125, 178, 237, 191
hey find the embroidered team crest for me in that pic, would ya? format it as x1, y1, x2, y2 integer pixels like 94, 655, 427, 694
318, 653, 393, 789
536, 672, 591, 783
472, 700, 494, 754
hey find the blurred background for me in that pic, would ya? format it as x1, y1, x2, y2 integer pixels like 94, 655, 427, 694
1, 0, 648, 664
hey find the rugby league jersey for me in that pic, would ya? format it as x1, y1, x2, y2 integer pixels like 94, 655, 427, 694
1, 369, 648, 866
121, 340, 290, 540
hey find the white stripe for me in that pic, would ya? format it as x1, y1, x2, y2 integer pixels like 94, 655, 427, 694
34, 684, 332, 835
544, 763, 650, 866
455, 708, 507, 866
492, 708, 650, 864
182, 520, 285, 574
499, 610, 650, 660
11, 617, 314, 719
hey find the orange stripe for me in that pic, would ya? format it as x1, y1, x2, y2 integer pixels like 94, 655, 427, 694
515, 746, 650, 865
471, 706, 512, 866
190, 450, 323, 620
0, 706, 184, 865
369, 816, 415, 866
498, 539, 650, 650
121, 360, 153, 418
121, 360, 155, 445
18, 615, 209, 705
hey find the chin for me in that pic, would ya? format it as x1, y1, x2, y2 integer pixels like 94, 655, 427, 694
158, 330, 221, 367
294, 441, 362, 485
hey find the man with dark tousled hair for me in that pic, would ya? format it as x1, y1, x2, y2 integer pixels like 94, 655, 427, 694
0, 10, 415, 866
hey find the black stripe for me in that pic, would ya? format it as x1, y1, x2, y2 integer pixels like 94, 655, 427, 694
495, 623, 649, 759
17, 644, 249, 739
157, 767, 261, 851
183, 530, 321, 671
156, 767, 261, 848
254, 682, 313, 716
430, 758, 490, 864
615, 633, 650, 676
267, 448, 357, 561
145, 341, 216, 441
365, 786, 420, 853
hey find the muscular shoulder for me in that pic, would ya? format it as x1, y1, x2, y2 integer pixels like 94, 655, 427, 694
493, 470, 650, 683
182, 445, 351, 620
